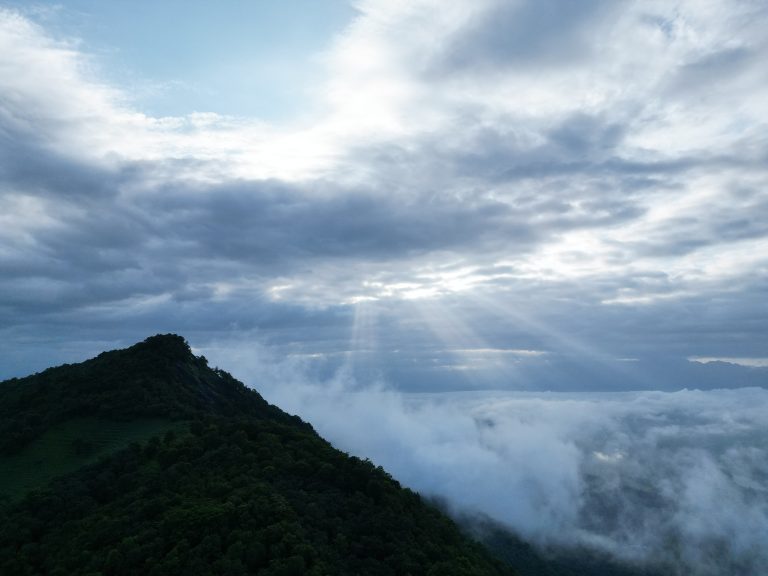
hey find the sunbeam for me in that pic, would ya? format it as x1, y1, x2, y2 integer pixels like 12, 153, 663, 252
462, 289, 648, 390
399, 296, 526, 389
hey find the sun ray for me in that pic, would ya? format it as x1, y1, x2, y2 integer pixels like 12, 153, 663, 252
346, 299, 382, 383
400, 297, 525, 389
461, 290, 647, 389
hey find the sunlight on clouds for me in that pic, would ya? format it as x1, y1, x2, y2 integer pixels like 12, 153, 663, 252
600, 290, 696, 306
267, 283, 295, 301
592, 450, 625, 463
210, 281, 237, 301
516, 231, 615, 280
440, 348, 547, 374
674, 237, 768, 283
416, 266, 488, 294
0, 8, 343, 182
396, 264, 512, 300
0, 195, 62, 245
1, 0, 767, 381
453, 348, 546, 357
342, 267, 487, 304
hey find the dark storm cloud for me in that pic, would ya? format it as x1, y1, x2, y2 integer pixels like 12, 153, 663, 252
143, 179, 529, 261
0, 128, 119, 201
1, 157, 530, 307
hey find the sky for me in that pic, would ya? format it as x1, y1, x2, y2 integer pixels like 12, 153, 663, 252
1, 0, 767, 390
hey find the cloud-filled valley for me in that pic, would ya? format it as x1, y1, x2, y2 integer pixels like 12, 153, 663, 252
211, 345, 768, 575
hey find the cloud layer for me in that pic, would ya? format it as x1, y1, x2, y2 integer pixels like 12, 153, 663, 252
210, 345, 768, 575
1, 1, 767, 387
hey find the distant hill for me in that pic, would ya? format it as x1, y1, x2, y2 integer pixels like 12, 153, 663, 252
0, 335, 514, 575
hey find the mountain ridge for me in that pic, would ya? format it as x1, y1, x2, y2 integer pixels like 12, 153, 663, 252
0, 334, 304, 456
0, 334, 515, 575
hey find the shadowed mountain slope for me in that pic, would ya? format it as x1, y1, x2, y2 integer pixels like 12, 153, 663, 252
0, 334, 515, 576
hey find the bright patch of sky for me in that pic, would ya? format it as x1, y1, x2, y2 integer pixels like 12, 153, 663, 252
7, 0, 355, 119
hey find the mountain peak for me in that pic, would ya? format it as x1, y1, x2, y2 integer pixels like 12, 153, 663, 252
130, 333, 193, 357
0, 334, 297, 455
98, 333, 197, 367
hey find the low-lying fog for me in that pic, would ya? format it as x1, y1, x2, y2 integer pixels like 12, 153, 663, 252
215, 347, 768, 576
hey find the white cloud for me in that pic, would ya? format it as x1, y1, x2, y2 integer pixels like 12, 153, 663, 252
0, 7, 341, 181
203, 342, 768, 574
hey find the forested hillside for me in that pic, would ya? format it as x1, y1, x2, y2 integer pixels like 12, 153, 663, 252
0, 335, 514, 576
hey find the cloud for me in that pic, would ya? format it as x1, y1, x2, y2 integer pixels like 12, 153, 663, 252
204, 344, 768, 575
1, 2, 767, 386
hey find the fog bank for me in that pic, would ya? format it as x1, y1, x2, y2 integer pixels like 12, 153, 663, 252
210, 345, 768, 575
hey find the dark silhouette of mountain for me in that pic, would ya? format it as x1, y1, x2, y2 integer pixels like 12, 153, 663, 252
0, 335, 514, 575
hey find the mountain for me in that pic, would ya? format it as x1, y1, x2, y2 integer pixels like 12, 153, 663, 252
0, 334, 514, 575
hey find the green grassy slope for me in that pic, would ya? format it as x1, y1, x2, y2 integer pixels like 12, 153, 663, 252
0, 418, 179, 502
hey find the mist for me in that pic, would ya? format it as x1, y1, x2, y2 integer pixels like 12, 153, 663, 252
207, 343, 768, 575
